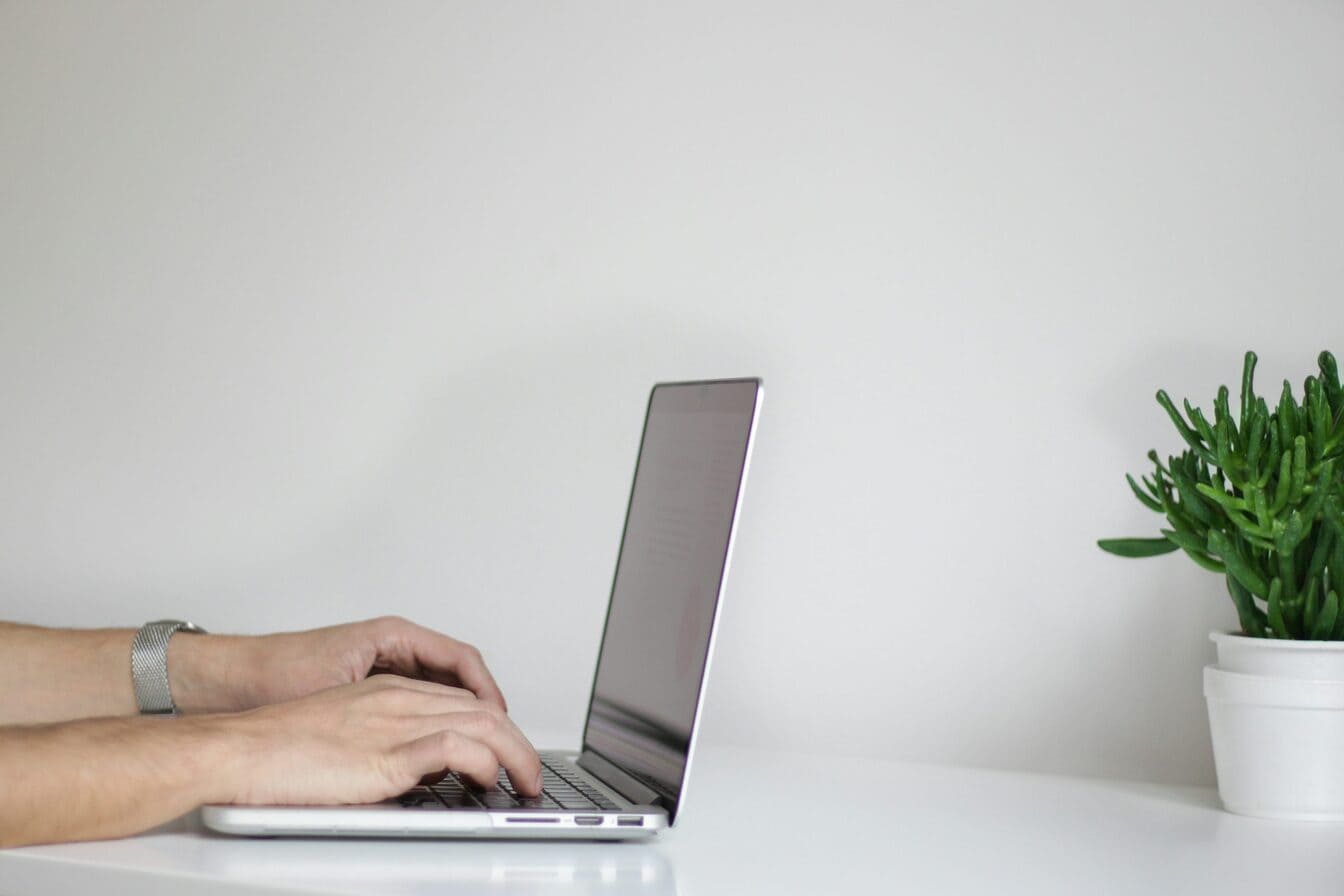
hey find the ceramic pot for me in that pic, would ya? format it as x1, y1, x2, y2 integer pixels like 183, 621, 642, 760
1211, 631, 1344, 680
1204, 632, 1344, 820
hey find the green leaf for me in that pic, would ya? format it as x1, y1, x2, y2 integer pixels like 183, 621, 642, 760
1195, 483, 1247, 512
1161, 530, 1225, 573
1252, 485, 1271, 529
1215, 385, 1239, 452
1300, 459, 1336, 524
1240, 350, 1259, 432
1279, 380, 1300, 446
1140, 474, 1162, 500
1275, 510, 1308, 554
1307, 526, 1335, 584
1186, 400, 1217, 449
1320, 351, 1342, 415
1156, 390, 1217, 466
1269, 448, 1294, 516
1126, 474, 1163, 513
1098, 538, 1180, 558
1311, 590, 1340, 641
1290, 435, 1308, 504
1304, 576, 1322, 632
1208, 529, 1269, 597
1308, 376, 1330, 462
1170, 468, 1219, 528
1267, 578, 1290, 638
1227, 576, 1267, 638
1245, 409, 1267, 480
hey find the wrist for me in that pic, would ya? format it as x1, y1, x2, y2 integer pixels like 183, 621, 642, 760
178, 713, 255, 806
168, 634, 257, 715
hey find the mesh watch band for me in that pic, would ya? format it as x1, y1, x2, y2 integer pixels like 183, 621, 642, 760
131, 619, 206, 715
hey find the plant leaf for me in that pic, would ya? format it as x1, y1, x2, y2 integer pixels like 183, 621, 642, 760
1195, 482, 1247, 512
1240, 350, 1258, 432
1311, 590, 1340, 640
1267, 578, 1290, 638
1161, 530, 1225, 573
1097, 538, 1180, 558
1320, 351, 1342, 414
1226, 576, 1267, 638
1126, 474, 1163, 513
1156, 390, 1217, 466
1208, 529, 1269, 597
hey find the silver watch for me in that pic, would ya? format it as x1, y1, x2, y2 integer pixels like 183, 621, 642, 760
131, 619, 207, 715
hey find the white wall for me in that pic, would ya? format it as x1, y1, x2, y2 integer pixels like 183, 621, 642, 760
3, 0, 1342, 787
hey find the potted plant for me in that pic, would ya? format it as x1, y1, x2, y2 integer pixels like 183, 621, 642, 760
1100, 350, 1344, 819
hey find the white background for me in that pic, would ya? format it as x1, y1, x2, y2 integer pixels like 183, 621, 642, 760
2, 0, 1341, 787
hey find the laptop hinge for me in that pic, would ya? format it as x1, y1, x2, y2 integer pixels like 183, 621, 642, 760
576, 749, 671, 809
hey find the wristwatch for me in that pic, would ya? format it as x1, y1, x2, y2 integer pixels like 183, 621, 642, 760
131, 619, 207, 715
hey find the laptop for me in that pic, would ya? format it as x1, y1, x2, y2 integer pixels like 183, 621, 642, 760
203, 377, 763, 839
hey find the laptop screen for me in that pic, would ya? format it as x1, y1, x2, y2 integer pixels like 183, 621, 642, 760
581, 379, 761, 819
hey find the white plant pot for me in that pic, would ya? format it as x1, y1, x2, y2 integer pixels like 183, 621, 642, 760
1204, 632, 1344, 820
1210, 631, 1344, 680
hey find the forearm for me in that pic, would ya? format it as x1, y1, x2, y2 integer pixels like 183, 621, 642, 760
0, 623, 138, 724
0, 715, 239, 848
0, 622, 253, 724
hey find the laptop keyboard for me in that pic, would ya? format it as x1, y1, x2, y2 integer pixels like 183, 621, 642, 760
396, 755, 619, 812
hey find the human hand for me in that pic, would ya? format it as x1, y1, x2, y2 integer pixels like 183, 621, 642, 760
170, 616, 508, 715
207, 674, 542, 806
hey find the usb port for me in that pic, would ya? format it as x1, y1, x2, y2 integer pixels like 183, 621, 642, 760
617, 816, 644, 827
574, 816, 603, 826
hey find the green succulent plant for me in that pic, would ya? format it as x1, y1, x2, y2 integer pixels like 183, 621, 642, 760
1099, 351, 1344, 639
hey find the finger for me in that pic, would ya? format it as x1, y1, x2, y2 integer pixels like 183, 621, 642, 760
406, 710, 542, 797
363, 674, 476, 702
418, 769, 451, 787
362, 680, 487, 722
377, 620, 509, 713
427, 641, 507, 714
395, 730, 500, 791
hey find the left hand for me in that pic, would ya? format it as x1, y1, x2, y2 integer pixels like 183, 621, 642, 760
169, 616, 509, 715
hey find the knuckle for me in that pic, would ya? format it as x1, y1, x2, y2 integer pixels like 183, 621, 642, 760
372, 614, 408, 633
436, 729, 463, 755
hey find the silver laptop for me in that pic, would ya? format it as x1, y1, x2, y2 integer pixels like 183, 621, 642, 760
203, 377, 763, 839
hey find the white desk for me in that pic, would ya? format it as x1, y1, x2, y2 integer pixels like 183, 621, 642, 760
3, 743, 1342, 895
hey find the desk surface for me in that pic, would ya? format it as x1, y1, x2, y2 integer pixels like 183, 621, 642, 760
3, 742, 1343, 895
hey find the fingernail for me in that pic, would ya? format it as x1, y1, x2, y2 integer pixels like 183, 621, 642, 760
534, 771, 544, 795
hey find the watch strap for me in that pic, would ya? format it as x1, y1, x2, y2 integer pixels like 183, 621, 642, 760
131, 619, 206, 715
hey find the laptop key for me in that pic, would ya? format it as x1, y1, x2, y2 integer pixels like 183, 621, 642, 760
475, 790, 519, 809
396, 788, 444, 808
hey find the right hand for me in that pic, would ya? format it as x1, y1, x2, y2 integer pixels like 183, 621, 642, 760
211, 675, 542, 806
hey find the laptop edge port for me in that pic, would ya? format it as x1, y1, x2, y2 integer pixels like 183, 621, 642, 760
616, 816, 645, 827
574, 816, 603, 826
